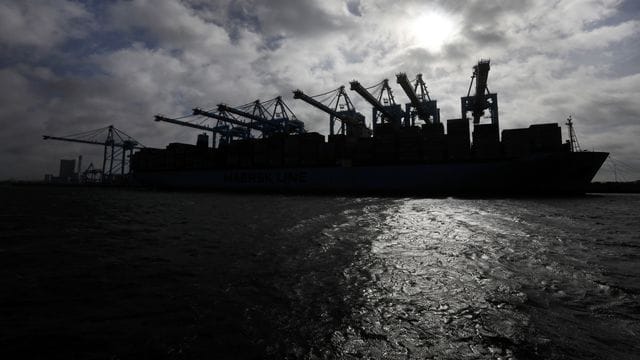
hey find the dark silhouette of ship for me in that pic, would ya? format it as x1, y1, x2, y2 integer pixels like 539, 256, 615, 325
132, 60, 608, 195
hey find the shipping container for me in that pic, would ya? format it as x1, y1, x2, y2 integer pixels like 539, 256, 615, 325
501, 128, 531, 158
473, 124, 500, 159
446, 119, 471, 160
529, 123, 562, 152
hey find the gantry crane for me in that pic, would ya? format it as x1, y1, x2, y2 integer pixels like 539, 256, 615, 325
81, 162, 102, 183
350, 79, 405, 130
217, 97, 305, 137
293, 86, 371, 137
193, 107, 260, 139
154, 114, 248, 146
396, 73, 440, 125
43, 125, 143, 182
159, 97, 304, 146
217, 100, 275, 134
265, 96, 306, 134
461, 59, 498, 125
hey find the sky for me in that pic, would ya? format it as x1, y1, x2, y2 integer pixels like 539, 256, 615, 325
1, 0, 638, 181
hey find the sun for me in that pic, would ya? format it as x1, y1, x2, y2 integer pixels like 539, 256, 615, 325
408, 11, 458, 52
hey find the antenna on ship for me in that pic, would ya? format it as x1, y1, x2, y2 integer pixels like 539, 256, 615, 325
566, 115, 581, 152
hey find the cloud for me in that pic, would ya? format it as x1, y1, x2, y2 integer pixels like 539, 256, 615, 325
346, 0, 362, 17
107, 0, 231, 48
0, 0, 638, 181
0, 1, 92, 49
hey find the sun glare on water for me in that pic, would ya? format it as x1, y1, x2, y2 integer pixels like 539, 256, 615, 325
408, 11, 458, 52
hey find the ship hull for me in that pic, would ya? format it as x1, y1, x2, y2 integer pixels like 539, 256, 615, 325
133, 151, 608, 195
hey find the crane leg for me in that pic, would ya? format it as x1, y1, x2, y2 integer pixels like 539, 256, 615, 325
109, 144, 115, 180
121, 147, 125, 175
102, 144, 107, 183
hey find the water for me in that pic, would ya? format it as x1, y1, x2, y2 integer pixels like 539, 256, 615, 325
1, 186, 639, 359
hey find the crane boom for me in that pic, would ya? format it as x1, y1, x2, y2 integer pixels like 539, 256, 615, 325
349, 80, 396, 121
43, 136, 112, 147
193, 108, 263, 132
42, 135, 142, 149
292, 89, 360, 127
461, 59, 498, 125
474, 61, 490, 98
396, 73, 440, 124
154, 115, 230, 134
472, 60, 490, 121
396, 73, 421, 108
217, 102, 279, 131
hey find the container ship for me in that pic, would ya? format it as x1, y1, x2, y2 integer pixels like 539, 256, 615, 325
131, 60, 608, 195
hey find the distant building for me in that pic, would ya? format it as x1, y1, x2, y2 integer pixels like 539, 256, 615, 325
59, 159, 76, 183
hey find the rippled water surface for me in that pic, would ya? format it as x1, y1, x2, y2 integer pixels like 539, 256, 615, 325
334, 196, 640, 359
1, 186, 639, 359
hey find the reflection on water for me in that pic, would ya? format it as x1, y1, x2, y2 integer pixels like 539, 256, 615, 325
1, 187, 638, 359
331, 196, 640, 359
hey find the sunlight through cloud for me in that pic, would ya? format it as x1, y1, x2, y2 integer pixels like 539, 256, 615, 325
408, 10, 459, 52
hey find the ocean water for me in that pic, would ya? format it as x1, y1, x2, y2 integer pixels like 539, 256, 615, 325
0, 186, 639, 359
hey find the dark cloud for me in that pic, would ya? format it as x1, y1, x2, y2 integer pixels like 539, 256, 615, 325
226, 1, 261, 42
466, 28, 507, 45
224, 0, 358, 40
346, 0, 362, 17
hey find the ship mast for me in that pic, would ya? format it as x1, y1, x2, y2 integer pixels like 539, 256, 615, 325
566, 116, 581, 152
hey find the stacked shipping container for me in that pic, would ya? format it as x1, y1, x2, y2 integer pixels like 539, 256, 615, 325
133, 121, 569, 172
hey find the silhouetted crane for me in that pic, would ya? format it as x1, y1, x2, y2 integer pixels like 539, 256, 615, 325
263, 96, 306, 134
461, 59, 498, 125
217, 97, 305, 137
218, 100, 275, 134
396, 73, 440, 125
81, 162, 101, 183
154, 114, 248, 146
350, 79, 405, 129
193, 108, 259, 138
293, 86, 371, 137
43, 125, 143, 182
